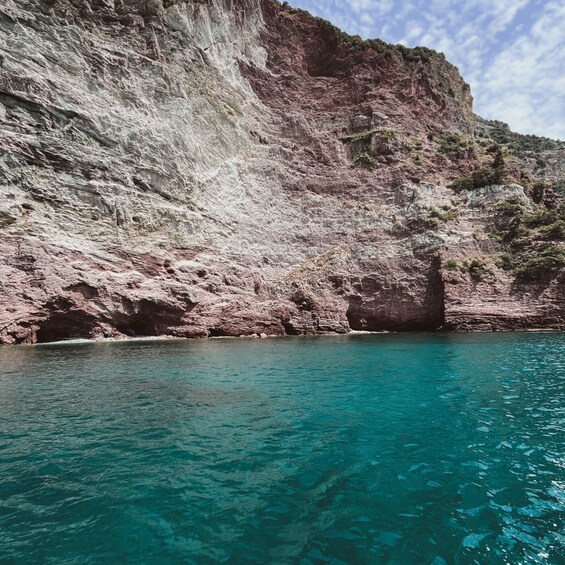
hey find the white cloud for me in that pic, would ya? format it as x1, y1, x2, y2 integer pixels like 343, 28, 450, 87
476, 0, 565, 139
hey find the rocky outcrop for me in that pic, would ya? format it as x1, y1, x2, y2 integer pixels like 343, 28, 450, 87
0, 0, 563, 343
476, 116, 565, 187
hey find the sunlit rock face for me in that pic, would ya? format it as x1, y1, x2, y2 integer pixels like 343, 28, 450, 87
0, 0, 563, 343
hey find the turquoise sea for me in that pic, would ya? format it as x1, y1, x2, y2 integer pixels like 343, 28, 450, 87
0, 333, 563, 564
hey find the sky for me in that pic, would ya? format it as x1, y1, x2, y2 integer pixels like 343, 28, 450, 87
286, 0, 564, 140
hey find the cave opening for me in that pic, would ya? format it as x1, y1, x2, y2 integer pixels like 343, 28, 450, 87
35, 311, 98, 343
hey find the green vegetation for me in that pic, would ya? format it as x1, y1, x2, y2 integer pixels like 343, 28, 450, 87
553, 180, 565, 198
448, 147, 507, 192
339, 129, 377, 144
514, 245, 565, 281
470, 117, 565, 283
535, 158, 547, 169
494, 196, 525, 217
492, 147, 505, 170
539, 221, 565, 240
476, 118, 565, 196
313, 16, 391, 55
490, 198, 565, 280
495, 242, 565, 280
494, 201, 565, 245
503, 224, 533, 246
518, 207, 565, 242
376, 128, 398, 139
522, 208, 563, 228
340, 130, 399, 169
496, 252, 515, 271
466, 258, 490, 279
531, 181, 546, 204
444, 257, 491, 280
449, 167, 504, 191
530, 181, 564, 207
448, 177, 472, 192
435, 133, 469, 158
476, 118, 565, 157
354, 152, 377, 170
429, 206, 458, 222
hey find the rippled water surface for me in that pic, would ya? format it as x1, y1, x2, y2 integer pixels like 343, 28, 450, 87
0, 333, 564, 564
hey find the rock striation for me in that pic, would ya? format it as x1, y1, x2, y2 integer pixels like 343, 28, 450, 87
0, 0, 563, 344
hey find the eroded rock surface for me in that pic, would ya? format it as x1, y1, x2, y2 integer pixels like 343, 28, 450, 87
0, 0, 563, 343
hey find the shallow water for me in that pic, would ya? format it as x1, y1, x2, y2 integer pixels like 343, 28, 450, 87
0, 333, 563, 564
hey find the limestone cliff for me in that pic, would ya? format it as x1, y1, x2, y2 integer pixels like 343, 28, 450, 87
0, 0, 563, 344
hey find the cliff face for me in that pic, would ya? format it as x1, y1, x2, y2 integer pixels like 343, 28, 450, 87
0, 0, 563, 344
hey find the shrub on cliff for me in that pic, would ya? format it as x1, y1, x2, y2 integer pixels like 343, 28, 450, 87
340, 130, 377, 144
526, 205, 565, 241
503, 224, 533, 247
477, 118, 565, 157
430, 207, 458, 222
354, 152, 377, 170
539, 220, 565, 240
492, 147, 505, 179
468, 258, 490, 279
496, 252, 515, 271
494, 196, 525, 217
514, 245, 565, 281
436, 133, 469, 158
553, 180, 565, 198
531, 181, 547, 204
443, 257, 491, 280
449, 148, 507, 192
523, 209, 562, 228
448, 169, 495, 191
448, 175, 473, 192
495, 204, 564, 244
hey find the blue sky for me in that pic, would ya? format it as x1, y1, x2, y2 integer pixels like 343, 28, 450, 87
286, 0, 564, 140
